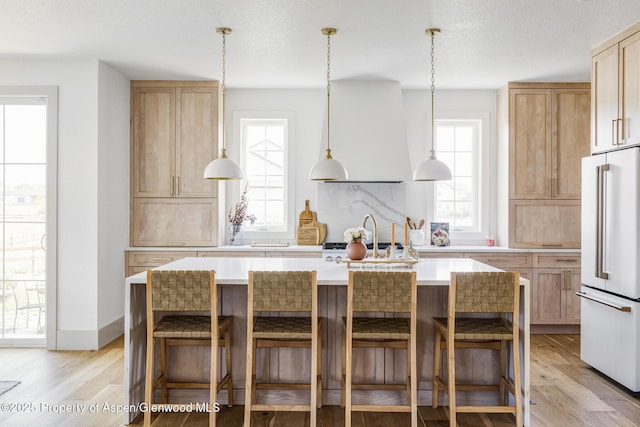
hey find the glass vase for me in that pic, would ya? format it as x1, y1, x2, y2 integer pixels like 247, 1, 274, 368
227, 223, 243, 246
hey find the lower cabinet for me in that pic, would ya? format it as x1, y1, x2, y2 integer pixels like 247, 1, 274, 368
126, 249, 322, 277
125, 251, 197, 276
531, 253, 581, 325
465, 252, 533, 280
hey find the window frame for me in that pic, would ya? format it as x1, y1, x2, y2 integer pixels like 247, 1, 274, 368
426, 111, 492, 245
233, 110, 295, 242
0, 86, 57, 348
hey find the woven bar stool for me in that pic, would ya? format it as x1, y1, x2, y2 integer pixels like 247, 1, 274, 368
342, 270, 418, 427
144, 270, 233, 427
433, 271, 522, 427
244, 271, 322, 427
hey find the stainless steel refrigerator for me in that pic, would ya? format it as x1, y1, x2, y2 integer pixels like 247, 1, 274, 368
580, 146, 640, 391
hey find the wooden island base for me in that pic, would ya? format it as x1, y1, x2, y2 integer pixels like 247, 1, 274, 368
124, 257, 530, 425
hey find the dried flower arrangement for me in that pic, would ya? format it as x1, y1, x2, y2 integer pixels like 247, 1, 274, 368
228, 184, 257, 244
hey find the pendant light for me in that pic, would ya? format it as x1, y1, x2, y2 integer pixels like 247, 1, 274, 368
413, 28, 452, 181
309, 28, 348, 181
204, 27, 243, 180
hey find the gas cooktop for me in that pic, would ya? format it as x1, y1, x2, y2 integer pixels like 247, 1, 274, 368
322, 242, 404, 250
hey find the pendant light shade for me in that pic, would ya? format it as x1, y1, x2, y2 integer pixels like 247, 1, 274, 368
310, 27, 348, 181
413, 28, 452, 182
204, 27, 243, 180
203, 149, 243, 180
309, 151, 348, 180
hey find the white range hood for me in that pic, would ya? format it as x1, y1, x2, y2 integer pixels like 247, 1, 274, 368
321, 80, 412, 182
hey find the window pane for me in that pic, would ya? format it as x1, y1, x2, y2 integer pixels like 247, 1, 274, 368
5, 105, 46, 164
433, 119, 481, 232
241, 118, 288, 230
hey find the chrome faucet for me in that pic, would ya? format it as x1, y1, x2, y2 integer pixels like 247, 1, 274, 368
361, 213, 379, 258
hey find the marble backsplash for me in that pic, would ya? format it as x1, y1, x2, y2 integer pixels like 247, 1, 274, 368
316, 182, 409, 243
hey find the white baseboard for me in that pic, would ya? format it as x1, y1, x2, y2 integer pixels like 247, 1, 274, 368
56, 316, 124, 350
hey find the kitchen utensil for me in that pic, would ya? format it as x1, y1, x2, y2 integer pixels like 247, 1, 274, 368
299, 199, 315, 226
296, 225, 320, 245
418, 219, 425, 229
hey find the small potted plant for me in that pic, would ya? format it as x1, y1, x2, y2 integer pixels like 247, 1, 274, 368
343, 226, 371, 260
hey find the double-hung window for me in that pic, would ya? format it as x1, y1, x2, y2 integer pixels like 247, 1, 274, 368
235, 112, 294, 238
431, 113, 490, 243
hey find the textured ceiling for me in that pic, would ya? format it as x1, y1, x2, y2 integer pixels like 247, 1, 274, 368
2, 0, 640, 89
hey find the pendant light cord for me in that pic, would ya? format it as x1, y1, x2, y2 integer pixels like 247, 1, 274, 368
220, 29, 228, 157
326, 30, 332, 157
429, 29, 436, 155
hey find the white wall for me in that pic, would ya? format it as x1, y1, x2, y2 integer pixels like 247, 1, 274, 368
0, 59, 129, 349
225, 88, 325, 239
97, 62, 130, 346
226, 87, 497, 244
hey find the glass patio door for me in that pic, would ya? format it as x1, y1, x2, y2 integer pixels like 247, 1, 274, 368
0, 98, 47, 344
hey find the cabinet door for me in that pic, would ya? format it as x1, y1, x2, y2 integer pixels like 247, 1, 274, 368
591, 45, 619, 154
176, 87, 218, 197
510, 200, 581, 248
620, 31, 640, 148
510, 89, 552, 199
132, 87, 176, 197
552, 90, 590, 199
132, 198, 216, 246
532, 269, 566, 324
565, 268, 582, 324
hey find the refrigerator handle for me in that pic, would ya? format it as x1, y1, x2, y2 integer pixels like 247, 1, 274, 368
576, 291, 631, 312
596, 164, 610, 280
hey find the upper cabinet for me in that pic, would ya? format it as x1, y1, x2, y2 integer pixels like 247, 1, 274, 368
131, 82, 218, 198
592, 23, 640, 153
509, 87, 590, 200
498, 82, 590, 249
130, 81, 219, 247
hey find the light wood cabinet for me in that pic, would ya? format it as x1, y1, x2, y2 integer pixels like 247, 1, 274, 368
266, 251, 322, 258
132, 199, 217, 247
592, 24, 640, 153
130, 81, 219, 247
510, 200, 581, 249
531, 253, 581, 325
498, 82, 589, 249
465, 252, 532, 280
125, 250, 196, 276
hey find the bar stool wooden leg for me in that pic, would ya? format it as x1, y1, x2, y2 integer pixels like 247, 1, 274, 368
345, 315, 353, 427
144, 335, 154, 427
341, 326, 346, 408
513, 334, 523, 427
433, 327, 441, 408
406, 339, 411, 405
244, 322, 254, 427
447, 332, 456, 427
159, 337, 168, 403
210, 327, 219, 427
317, 323, 323, 408
223, 322, 234, 407
499, 339, 507, 405
410, 322, 418, 427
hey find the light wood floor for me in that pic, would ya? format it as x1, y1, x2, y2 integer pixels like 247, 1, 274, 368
0, 334, 638, 426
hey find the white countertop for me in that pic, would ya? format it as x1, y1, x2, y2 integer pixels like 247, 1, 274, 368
125, 245, 579, 253
125, 256, 529, 287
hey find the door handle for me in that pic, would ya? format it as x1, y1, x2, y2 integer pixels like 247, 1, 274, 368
576, 291, 631, 312
595, 164, 609, 280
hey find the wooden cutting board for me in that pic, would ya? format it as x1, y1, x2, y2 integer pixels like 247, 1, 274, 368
296, 225, 320, 245
299, 199, 315, 226
296, 200, 327, 245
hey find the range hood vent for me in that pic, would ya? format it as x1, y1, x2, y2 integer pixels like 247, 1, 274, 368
321, 80, 412, 182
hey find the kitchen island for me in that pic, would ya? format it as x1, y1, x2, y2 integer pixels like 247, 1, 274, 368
124, 257, 530, 425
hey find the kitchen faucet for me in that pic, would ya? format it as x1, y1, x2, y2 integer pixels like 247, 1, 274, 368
361, 213, 379, 258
